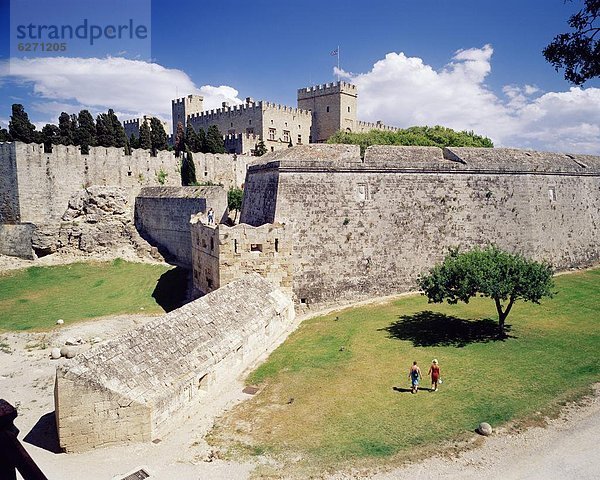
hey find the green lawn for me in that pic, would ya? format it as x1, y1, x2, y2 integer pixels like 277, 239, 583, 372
209, 268, 600, 476
0, 259, 176, 331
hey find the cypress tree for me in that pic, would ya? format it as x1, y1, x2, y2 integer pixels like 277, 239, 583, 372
174, 121, 185, 157
185, 122, 200, 152
150, 117, 168, 153
9, 104, 37, 143
108, 109, 127, 147
58, 112, 75, 145
181, 147, 197, 186
139, 121, 152, 150
95, 112, 115, 147
76, 109, 96, 153
197, 128, 207, 153
254, 139, 267, 156
41, 123, 60, 153
206, 125, 225, 154
129, 133, 139, 149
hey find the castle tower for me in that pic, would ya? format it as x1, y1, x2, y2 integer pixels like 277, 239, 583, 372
171, 94, 204, 135
297, 81, 358, 143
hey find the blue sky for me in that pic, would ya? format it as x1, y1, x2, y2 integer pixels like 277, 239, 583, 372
1, 0, 599, 153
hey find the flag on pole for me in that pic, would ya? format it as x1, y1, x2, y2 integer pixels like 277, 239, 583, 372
330, 47, 339, 56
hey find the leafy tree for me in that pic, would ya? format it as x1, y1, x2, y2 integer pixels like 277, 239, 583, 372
254, 139, 267, 156
328, 125, 494, 157
108, 109, 127, 148
544, 0, 599, 85
206, 125, 225, 154
197, 127, 207, 153
185, 123, 200, 152
139, 121, 152, 150
58, 112, 75, 145
418, 246, 554, 334
41, 123, 60, 153
9, 104, 37, 143
227, 187, 243, 223
95, 112, 115, 147
174, 121, 185, 157
150, 117, 169, 154
181, 147, 198, 186
0, 128, 13, 142
76, 110, 96, 153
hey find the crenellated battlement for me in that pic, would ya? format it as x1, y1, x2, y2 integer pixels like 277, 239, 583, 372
187, 100, 311, 122
297, 81, 357, 99
172, 94, 204, 105
123, 118, 141, 125
355, 120, 400, 132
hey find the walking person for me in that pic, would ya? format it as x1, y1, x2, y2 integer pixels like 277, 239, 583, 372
207, 208, 215, 225
428, 359, 440, 392
409, 361, 421, 394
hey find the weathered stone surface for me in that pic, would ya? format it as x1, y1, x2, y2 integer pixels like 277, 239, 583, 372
50, 348, 61, 359
54, 274, 295, 453
239, 144, 600, 305
477, 422, 493, 436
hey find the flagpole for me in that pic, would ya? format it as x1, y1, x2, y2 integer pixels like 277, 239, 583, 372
337, 45, 340, 81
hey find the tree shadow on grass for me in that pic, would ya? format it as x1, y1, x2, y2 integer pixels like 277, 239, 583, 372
152, 266, 191, 312
23, 411, 62, 454
381, 310, 512, 347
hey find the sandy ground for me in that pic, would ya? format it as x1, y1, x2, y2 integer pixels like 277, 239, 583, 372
1, 258, 598, 479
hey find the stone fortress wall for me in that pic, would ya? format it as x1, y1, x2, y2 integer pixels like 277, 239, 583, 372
0, 142, 250, 259
135, 186, 228, 267
235, 144, 600, 305
55, 274, 295, 452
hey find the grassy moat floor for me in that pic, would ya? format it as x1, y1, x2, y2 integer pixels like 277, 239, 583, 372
208, 267, 600, 477
0, 259, 184, 331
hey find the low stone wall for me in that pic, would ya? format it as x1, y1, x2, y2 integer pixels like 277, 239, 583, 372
0, 223, 35, 259
134, 186, 228, 267
54, 274, 294, 452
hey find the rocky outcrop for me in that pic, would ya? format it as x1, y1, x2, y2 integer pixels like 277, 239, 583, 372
31, 186, 160, 259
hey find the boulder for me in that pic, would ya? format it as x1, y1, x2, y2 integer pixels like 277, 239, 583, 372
477, 422, 493, 436
50, 348, 61, 359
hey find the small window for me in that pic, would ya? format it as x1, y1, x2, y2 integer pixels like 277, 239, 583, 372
271, 147, 274, 152
297, 134, 302, 145
249, 119, 252, 125
234, 239, 238, 253
548, 186, 557, 201
202, 239, 207, 248
298, 124, 301, 129
269, 128, 276, 140
230, 122, 233, 127
275, 238, 279, 252
283, 130, 290, 143
206, 278, 213, 288
127, 171, 132, 176
210, 238, 214, 250
300, 298, 308, 305
326, 106, 330, 113
250, 243, 263, 252
270, 119, 274, 124
285, 122, 288, 127
357, 183, 370, 201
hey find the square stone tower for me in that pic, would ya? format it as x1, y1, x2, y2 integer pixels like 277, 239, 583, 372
297, 81, 358, 143
171, 94, 204, 135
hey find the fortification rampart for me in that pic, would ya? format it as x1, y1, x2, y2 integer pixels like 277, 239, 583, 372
0, 142, 249, 258
297, 81, 357, 100
240, 144, 600, 305
55, 274, 295, 452
355, 120, 400, 133
135, 186, 228, 267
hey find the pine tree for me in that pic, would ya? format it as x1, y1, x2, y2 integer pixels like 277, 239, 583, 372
76, 110, 96, 153
41, 123, 60, 153
197, 128, 207, 153
174, 121, 185, 157
181, 147, 198, 186
206, 125, 225, 154
150, 117, 168, 154
9, 104, 37, 143
58, 112, 75, 145
185, 123, 200, 152
139, 121, 152, 150
95, 112, 115, 147
108, 109, 127, 148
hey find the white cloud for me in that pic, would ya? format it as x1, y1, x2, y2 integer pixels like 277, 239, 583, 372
337, 46, 600, 154
0, 56, 243, 127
